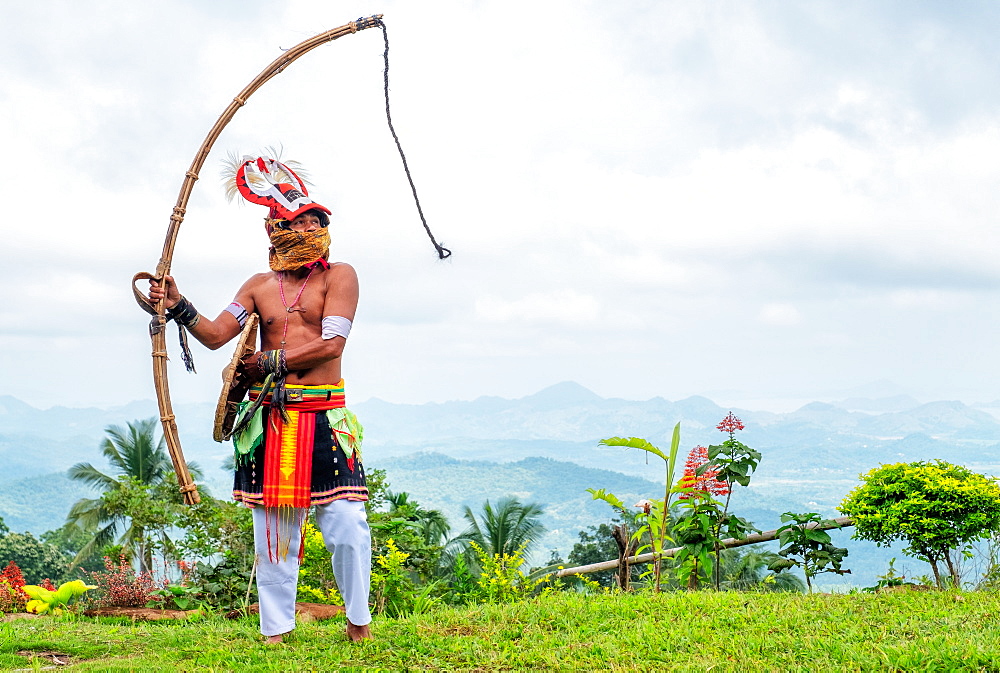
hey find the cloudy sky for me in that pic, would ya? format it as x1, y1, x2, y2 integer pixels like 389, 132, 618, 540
3, 0, 1000, 413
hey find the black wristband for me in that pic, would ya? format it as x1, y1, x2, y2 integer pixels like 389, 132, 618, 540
167, 296, 201, 328
258, 350, 288, 378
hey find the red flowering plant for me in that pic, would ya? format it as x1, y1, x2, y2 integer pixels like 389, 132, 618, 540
690, 412, 763, 589
672, 444, 741, 589
0, 561, 28, 613
84, 554, 162, 608
676, 446, 730, 499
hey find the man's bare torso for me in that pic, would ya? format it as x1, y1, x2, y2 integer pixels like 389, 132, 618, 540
235, 262, 358, 385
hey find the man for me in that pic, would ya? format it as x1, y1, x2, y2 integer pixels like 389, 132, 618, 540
148, 157, 372, 643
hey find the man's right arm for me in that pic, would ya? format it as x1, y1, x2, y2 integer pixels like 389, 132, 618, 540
148, 275, 257, 351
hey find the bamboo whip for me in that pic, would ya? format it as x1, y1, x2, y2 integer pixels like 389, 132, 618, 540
132, 16, 384, 505
553, 516, 854, 578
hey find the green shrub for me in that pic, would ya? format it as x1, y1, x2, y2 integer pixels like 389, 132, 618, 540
841, 460, 1000, 588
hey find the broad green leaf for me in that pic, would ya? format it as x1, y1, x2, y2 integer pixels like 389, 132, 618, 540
53, 583, 76, 605
665, 423, 681, 501
599, 437, 668, 463
805, 529, 832, 544
768, 558, 796, 572
26, 599, 50, 614
586, 488, 628, 512
22, 585, 54, 602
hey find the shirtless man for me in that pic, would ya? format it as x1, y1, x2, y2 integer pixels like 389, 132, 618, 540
149, 204, 373, 644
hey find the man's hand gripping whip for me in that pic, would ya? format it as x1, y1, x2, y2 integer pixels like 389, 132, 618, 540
130, 15, 449, 505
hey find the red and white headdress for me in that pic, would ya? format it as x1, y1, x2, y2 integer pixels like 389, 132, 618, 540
232, 156, 331, 223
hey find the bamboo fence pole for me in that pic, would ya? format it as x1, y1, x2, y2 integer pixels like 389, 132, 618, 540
553, 516, 854, 578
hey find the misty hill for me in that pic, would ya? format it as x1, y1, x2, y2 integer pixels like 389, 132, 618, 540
5, 381, 1000, 513
3, 382, 998, 586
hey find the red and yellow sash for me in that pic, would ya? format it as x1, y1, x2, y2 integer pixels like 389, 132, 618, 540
249, 382, 346, 508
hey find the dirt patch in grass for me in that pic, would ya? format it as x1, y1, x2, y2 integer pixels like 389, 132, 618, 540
2, 613, 42, 622
83, 607, 200, 621
225, 602, 345, 622
17, 650, 77, 666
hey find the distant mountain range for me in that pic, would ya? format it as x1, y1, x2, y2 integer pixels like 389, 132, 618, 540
3, 381, 999, 586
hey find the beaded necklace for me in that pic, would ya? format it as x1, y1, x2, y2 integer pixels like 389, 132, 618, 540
277, 266, 316, 347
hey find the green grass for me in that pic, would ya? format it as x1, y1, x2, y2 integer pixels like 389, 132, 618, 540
4, 590, 1000, 671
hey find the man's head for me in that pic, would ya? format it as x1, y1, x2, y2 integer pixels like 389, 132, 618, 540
270, 208, 331, 234
267, 208, 332, 271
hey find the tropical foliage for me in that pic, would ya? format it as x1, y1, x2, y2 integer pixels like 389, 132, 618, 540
590, 423, 682, 591
589, 415, 763, 592
718, 547, 805, 592
768, 512, 850, 592
23, 579, 96, 615
0, 530, 71, 585
17, 407, 1000, 633
452, 496, 546, 572
65, 418, 202, 571
840, 459, 1000, 588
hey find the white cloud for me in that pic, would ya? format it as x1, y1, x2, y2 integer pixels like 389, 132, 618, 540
758, 303, 802, 327
475, 291, 600, 326
5, 1, 1000, 410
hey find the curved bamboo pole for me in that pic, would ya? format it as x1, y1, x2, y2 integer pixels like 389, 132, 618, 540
133, 15, 384, 504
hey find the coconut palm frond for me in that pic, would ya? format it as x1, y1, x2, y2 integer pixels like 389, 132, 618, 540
66, 418, 192, 571
417, 509, 451, 547
66, 496, 115, 531
67, 463, 117, 491
457, 497, 546, 558
71, 522, 120, 566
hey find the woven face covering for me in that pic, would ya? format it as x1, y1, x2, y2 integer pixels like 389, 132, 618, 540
268, 227, 331, 271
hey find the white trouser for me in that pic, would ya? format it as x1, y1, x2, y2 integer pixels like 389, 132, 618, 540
252, 499, 372, 636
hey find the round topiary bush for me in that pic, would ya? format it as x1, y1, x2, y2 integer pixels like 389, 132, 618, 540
840, 459, 1000, 588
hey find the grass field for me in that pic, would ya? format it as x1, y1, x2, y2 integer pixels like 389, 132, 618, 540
4, 590, 1000, 671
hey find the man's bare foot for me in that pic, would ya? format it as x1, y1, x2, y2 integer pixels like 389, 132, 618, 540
264, 632, 288, 645
346, 620, 372, 642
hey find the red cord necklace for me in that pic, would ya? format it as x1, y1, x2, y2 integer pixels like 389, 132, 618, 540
278, 267, 316, 347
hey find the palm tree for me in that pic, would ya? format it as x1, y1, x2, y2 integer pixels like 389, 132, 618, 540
415, 509, 452, 548
720, 547, 805, 592
386, 491, 452, 547
455, 496, 547, 561
65, 418, 202, 572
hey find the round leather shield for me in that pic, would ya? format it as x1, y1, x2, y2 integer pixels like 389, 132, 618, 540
213, 313, 260, 442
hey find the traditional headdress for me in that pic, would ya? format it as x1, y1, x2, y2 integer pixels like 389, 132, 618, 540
225, 155, 331, 228
223, 153, 333, 270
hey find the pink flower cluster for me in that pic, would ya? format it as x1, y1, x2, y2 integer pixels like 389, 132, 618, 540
676, 446, 730, 499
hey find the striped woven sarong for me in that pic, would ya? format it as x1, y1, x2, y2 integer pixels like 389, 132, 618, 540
233, 381, 367, 508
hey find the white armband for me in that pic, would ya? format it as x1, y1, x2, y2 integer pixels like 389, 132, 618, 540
225, 302, 249, 328
322, 315, 352, 340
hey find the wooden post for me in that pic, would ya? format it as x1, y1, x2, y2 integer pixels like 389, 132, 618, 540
554, 516, 853, 578
611, 523, 636, 591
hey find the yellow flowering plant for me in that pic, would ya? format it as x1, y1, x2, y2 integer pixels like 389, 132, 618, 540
468, 541, 540, 603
